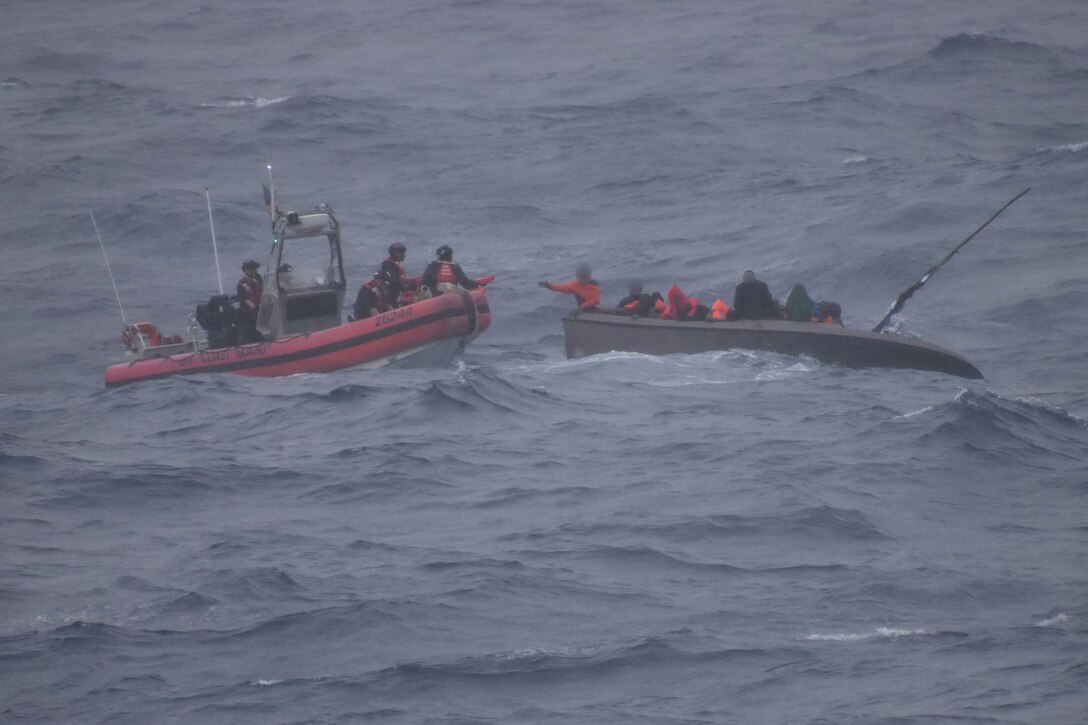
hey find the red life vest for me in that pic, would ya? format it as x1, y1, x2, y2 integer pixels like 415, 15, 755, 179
435, 261, 458, 285
121, 321, 161, 351
362, 279, 389, 313
237, 274, 263, 312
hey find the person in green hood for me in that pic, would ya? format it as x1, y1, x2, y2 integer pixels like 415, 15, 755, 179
785, 283, 818, 322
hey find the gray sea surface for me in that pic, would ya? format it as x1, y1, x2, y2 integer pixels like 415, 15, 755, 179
2, 1, 1087, 722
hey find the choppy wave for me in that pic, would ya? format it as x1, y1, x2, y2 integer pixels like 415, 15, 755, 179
804, 627, 940, 641
1035, 141, 1088, 153
1034, 612, 1070, 627
198, 95, 289, 109
3, 1, 1088, 723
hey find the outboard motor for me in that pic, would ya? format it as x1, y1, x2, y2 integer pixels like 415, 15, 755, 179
196, 294, 238, 348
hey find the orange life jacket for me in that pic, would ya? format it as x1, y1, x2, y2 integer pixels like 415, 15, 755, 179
708, 298, 731, 320
121, 321, 162, 351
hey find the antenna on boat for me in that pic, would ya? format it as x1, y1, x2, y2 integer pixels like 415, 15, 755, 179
205, 187, 225, 295
263, 164, 279, 232
872, 187, 1031, 333
90, 210, 128, 324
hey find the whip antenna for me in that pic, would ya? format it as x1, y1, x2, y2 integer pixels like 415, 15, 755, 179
264, 164, 278, 232
205, 187, 225, 295
873, 187, 1031, 333
91, 210, 127, 324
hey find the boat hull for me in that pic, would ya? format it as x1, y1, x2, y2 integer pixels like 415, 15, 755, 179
561, 311, 982, 379
105, 290, 490, 388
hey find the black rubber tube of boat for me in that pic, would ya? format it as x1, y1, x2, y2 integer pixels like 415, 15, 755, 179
872, 187, 1031, 333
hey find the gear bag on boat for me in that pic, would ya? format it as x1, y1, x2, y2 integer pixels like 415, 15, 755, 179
196, 294, 238, 349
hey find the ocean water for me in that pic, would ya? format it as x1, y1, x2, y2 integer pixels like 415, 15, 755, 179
2, 1, 1087, 722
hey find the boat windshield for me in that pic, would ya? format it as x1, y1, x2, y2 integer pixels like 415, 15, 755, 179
278, 237, 341, 290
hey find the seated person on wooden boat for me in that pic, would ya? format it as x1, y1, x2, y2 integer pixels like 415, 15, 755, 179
616, 279, 657, 316
420, 245, 481, 297
730, 270, 778, 320
785, 283, 819, 322
816, 300, 844, 325
658, 283, 708, 321
381, 242, 409, 307
784, 284, 844, 325
707, 298, 731, 320
539, 262, 600, 309
235, 259, 264, 343
350, 272, 392, 321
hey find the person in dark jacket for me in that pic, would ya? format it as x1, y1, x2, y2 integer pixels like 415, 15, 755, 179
351, 272, 391, 321
235, 259, 264, 342
421, 245, 480, 296
617, 279, 655, 316
731, 270, 778, 320
380, 242, 408, 307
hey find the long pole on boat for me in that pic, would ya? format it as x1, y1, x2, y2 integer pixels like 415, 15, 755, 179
205, 188, 224, 295
264, 164, 277, 231
90, 210, 127, 324
872, 187, 1031, 333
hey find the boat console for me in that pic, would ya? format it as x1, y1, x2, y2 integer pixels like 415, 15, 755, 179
258, 206, 346, 338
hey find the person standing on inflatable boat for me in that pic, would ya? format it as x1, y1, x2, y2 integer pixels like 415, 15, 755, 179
421, 245, 481, 296
236, 259, 264, 343
381, 242, 409, 307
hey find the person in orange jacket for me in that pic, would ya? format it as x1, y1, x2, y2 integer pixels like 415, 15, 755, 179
652, 283, 705, 320
539, 263, 600, 309
659, 283, 701, 320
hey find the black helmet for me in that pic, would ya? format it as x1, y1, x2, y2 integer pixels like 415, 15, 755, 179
242, 259, 260, 271
388, 242, 406, 258
436, 244, 453, 261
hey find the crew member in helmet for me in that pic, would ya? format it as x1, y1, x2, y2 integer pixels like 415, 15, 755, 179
538, 262, 600, 309
380, 242, 408, 307
236, 259, 264, 343
350, 272, 391, 321
420, 245, 481, 296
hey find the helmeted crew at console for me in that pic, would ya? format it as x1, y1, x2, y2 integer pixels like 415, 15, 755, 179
198, 238, 488, 344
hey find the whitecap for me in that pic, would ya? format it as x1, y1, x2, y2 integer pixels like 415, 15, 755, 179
251, 679, 283, 687
1033, 612, 1069, 627
1036, 141, 1088, 154
805, 626, 937, 641
200, 96, 289, 109
842, 154, 870, 164
893, 405, 933, 420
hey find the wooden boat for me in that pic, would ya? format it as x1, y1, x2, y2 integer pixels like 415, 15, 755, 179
104, 203, 490, 388
560, 309, 982, 379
